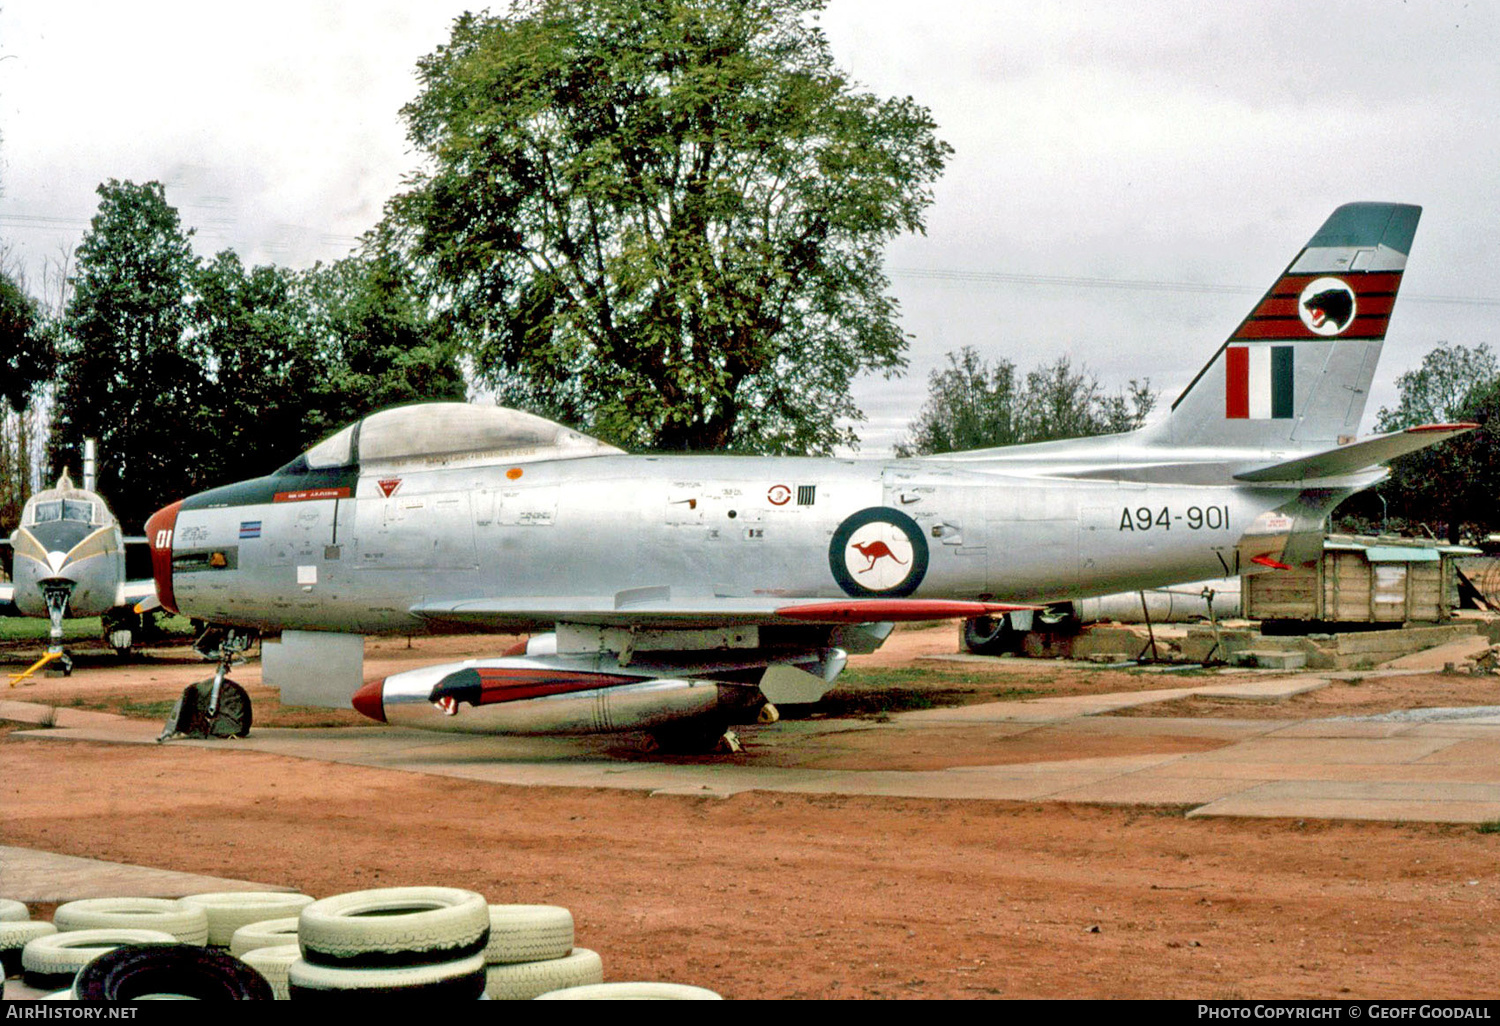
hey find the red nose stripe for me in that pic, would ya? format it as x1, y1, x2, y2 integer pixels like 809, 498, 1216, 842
144, 501, 183, 616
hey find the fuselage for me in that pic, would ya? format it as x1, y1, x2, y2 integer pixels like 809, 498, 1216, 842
9, 480, 128, 619
151, 450, 1327, 634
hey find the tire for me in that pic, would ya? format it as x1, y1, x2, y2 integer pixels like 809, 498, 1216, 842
297, 887, 490, 969
484, 948, 603, 1001
287, 953, 486, 1000
21, 929, 178, 990
71, 943, 273, 1001
175, 679, 253, 738
239, 944, 301, 1000
0, 899, 29, 923
53, 898, 209, 945
230, 917, 301, 958
1, 921, 57, 977
483, 905, 574, 965
961, 615, 1020, 655
179, 892, 314, 947
535, 981, 723, 1000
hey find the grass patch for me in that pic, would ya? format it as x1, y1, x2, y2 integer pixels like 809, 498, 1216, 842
1477, 820, 1500, 835
0, 614, 196, 645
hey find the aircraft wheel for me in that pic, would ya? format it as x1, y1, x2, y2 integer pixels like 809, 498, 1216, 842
71, 944, 273, 1001
536, 981, 722, 1000
173, 679, 254, 739
484, 905, 574, 965
483, 947, 603, 1001
961, 615, 1020, 655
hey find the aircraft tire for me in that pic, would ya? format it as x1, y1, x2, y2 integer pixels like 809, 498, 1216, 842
174, 679, 253, 739
297, 887, 490, 968
20, 929, 179, 990
70, 943, 273, 1001
53, 898, 209, 945
535, 981, 723, 1000
483, 947, 603, 1000
287, 952, 486, 1000
0, 899, 29, 922
179, 892, 315, 947
1, 921, 57, 977
483, 905, 574, 965
237, 943, 300, 1000
961, 615, 1020, 656
229, 917, 301, 958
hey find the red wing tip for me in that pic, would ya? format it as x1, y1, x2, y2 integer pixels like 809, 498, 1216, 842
1405, 423, 1479, 432
1250, 555, 1293, 570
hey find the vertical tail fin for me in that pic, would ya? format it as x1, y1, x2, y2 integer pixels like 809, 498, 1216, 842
1148, 202, 1421, 452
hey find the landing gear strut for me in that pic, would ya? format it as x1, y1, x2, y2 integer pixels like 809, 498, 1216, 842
158, 629, 255, 741
8, 584, 74, 687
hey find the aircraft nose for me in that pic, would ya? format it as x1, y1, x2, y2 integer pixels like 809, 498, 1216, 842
351, 678, 387, 723
144, 501, 183, 615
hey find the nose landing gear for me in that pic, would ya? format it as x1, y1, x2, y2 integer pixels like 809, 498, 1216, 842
158, 629, 255, 741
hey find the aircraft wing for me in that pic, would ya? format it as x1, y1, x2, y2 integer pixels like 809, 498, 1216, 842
1233, 423, 1478, 483
410, 595, 1032, 632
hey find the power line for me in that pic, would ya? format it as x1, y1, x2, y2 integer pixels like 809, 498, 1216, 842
890, 266, 1500, 308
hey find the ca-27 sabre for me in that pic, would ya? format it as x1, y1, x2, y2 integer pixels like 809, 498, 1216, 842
143, 202, 1472, 746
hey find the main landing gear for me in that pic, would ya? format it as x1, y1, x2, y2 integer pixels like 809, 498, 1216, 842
158, 628, 255, 741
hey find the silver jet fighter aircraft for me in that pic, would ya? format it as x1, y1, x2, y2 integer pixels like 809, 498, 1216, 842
143, 202, 1473, 746
3, 471, 155, 682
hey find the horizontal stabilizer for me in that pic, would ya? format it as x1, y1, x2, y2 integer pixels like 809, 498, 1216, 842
1233, 423, 1477, 482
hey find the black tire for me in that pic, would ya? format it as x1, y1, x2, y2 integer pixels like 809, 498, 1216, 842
961, 615, 1020, 655
72, 944, 273, 1001
176, 679, 253, 739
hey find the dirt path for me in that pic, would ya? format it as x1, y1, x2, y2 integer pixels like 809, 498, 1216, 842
3, 625, 1500, 998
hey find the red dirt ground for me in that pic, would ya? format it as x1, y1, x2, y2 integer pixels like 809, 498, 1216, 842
3, 626, 1500, 999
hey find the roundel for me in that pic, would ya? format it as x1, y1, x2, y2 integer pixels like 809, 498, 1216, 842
1298, 277, 1357, 336
828, 507, 929, 598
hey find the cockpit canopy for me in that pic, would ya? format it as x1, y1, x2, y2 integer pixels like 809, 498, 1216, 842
27, 498, 97, 526
283, 403, 625, 474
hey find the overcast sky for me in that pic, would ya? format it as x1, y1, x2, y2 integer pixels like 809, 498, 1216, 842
2, 1, 1496, 453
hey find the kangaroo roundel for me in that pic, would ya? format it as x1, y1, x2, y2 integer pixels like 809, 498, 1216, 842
829, 507, 929, 597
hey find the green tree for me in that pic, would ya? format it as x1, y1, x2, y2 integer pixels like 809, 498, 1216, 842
1351, 342, 1500, 542
295, 250, 468, 441
386, 0, 950, 453
899, 347, 1155, 456
0, 271, 53, 529
49, 180, 202, 529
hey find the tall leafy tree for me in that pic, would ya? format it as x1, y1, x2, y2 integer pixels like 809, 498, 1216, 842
49, 180, 201, 529
295, 250, 468, 442
899, 347, 1155, 456
0, 272, 53, 530
1346, 342, 1500, 542
387, 0, 951, 453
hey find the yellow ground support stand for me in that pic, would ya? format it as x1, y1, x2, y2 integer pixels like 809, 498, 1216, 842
7, 650, 65, 687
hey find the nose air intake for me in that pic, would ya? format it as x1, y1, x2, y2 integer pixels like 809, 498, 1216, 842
145, 501, 183, 615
